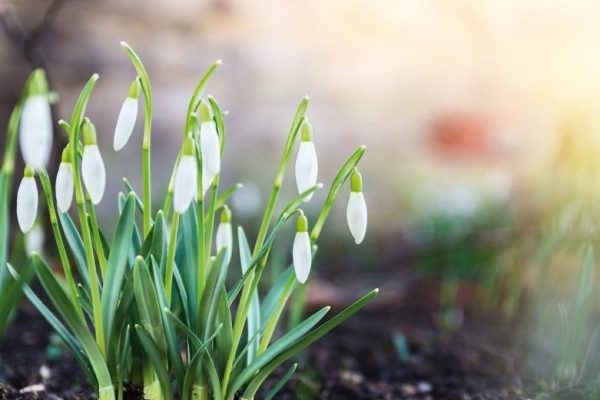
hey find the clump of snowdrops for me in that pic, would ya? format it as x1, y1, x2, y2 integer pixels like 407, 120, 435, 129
9, 43, 376, 400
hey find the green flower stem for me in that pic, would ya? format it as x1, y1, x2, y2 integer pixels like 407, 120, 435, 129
197, 196, 206, 304
222, 99, 307, 392
310, 145, 365, 242
68, 74, 106, 359
184, 61, 222, 139
87, 196, 108, 279
38, 169, 84, 320
164, 212, 180, 304
0, 70, 37, 282
121, 42, 153, 237
203, 177, 220, 268
257, 272, 295, 354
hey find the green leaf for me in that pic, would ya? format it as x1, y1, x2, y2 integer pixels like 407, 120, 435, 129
101, 194, 136, 348
150, 257, 185, 390
179, 206, 199, 327
240, 289, 378, 400
0, 262, 34, 341
134, 325, 174, 400
58, 211, 91, 288
180, 325, 223, 400
228, 306, 330, 397
8, 264, 97, 386
215, 183, 242, 212
133, 257, 168, 363
29, 255, 113, 393
263, 363, 297, 400
238, 228, 260, 365
260, 266, 295, 322
215, 288, 234, 375
198, 249, 228, 342
122, 178, 145, 215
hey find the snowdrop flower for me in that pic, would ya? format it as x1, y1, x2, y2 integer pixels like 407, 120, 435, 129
293, 212, 312, 284
198, 100, 221, 177
216, 205, 233, 265
81, 120, 106, 205
113, 78, 141, 151
19, 70, 52, 171
55, 145, 74, 213
174, 136, 198, 214
295, 120, 318, 202
346, 169, 367, 244
16, 165, 38, 233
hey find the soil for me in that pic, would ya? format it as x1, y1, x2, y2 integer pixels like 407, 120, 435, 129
0, 280, 594, 400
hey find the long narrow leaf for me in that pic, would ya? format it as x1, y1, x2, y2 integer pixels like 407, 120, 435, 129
263, 363, 297, 400
238, 228, 260, 364
134, 325, 174, 400
58, 211, 91, 288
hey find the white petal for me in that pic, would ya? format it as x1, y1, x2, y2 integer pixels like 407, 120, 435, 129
295, 141, 318, 202
347, 192, 367, 244
201, 156, 216, 197
19, 95, 53, 171
200, 121, 221, 176
81, 145, 106, 205
113, 97, 138, 151
174, 155, 198, 213
293, 231, 312, 284
55, 162, 74, 213
216, 222, 232, 265
17, 176, 38, 233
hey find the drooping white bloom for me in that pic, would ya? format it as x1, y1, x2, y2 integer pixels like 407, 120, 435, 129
113, 78, 141, 151
201, 157, 216, 196
292, 213, 312, 284
173, 155, 198, 214
295, 121, 318, 202
81, 145, 106, 205
200, 120, 221, 176
346, 169, 367, 244
19, 94, 53, 171
55, 161, 74, 213
17, 171, 38, 234
216, 206, 233, 265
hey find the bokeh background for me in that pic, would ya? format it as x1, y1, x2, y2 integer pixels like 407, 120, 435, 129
3, 0, 600, 323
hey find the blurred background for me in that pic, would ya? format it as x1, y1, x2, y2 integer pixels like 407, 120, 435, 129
4, 0, 600, 360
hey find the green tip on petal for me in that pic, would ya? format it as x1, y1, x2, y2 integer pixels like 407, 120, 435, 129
350, 169, 363, 193
182, 136, 196, 156
82, 119, 98, 146
301, 120, 313, 142
199, 100, 213, 123
61, 145, 72, 163
297, 212, 308, 233
128, 78, 141, 99
24, 165, 35, 178
220, 205, 232, 223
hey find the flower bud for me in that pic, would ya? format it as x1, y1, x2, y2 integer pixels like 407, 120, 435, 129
25, 223, 45, 255
174, 137, 198, 214
295, 120, 318, 202
55, 145, 74, 213
216, 205, 233, 265
17, 166, 38, 233
199, 100, 221, 177
81, 120, 106, 204
113, 78, 141, 151
346, 169, 367, 244
293, 212, 311, 284
19, 70, 52, 171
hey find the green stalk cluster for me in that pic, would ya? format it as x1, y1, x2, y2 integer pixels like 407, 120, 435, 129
5, 44, 377, 400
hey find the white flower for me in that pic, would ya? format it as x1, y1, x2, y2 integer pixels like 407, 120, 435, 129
200, 120, 221, 176
216, 206, 233, 265
347, 192, 367, 244
81, 145, 106, 205
295, 121, 318, 202
55, 162, 74, 213
113, 97, 139, 151
19, 95, 53, 171
17, 175, 38, 233
293, 213, 311, 284
174, 155, 198, 214
201, 157, 216, 197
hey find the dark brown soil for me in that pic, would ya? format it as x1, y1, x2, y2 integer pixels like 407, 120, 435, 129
0, 283, 594, 400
